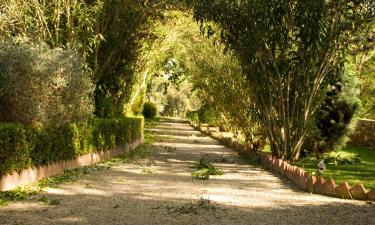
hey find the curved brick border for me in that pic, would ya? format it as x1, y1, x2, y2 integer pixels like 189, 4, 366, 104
0, 138, 143, 191
190, 122, 374, 201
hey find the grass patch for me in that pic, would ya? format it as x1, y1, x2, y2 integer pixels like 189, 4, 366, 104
293, 146, 375, 190
192, 157, 224, 180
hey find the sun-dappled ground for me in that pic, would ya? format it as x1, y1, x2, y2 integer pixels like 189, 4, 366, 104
0, 118, 374, 225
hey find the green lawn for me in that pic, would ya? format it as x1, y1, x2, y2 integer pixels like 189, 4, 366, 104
293, 146, 375, 190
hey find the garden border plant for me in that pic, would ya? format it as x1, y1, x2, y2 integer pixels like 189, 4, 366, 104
0, 118, 159, 206
0, 116, 144, 191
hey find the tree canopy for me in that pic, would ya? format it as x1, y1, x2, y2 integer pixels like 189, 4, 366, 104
0, 0, 373, 160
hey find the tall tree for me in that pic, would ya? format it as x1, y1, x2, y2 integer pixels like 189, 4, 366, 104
192, 0, 374, 160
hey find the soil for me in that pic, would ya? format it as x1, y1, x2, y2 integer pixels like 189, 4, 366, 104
0, 118, 374, 225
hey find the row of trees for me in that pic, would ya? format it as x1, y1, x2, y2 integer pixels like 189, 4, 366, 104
0, 0, 373, 161
142, 11, 257, 140
144, 8, 373, 159
0, 0, 179, 123
191, 0, 374, 160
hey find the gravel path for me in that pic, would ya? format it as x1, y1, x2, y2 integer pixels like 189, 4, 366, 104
0, 118, 374, 225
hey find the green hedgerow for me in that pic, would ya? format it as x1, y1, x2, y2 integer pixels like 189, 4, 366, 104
0, 117, 144, 176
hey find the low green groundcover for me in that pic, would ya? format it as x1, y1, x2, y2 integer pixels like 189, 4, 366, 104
293, 146, 375, 190
0, 117, 144, 176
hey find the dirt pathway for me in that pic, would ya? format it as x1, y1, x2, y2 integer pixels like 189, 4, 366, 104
0, 118, 374, 225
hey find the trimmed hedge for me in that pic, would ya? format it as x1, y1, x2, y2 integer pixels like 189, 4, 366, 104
142, 102, 158, 118
0, 117, 143, 176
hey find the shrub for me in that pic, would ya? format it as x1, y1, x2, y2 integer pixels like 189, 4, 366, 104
198, 107, 218, 126
130, 90, 146, 116
186, 111, 200, 124
302, 78, 360, 156
186, 107, 218, 126
142, 102, 157, 118
0, 124, 32, 176
0, 40, 94, 127
0, 117, 144, 176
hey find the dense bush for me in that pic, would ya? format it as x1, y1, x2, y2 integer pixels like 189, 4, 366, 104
186, 111, 200, 125
0, 124, 32, 176
186, 107, 218, 126
0, 117, 143, 176
0, 40, 94, 127
302, 80, 359, 155
142, 102, 158, 118
198, 107, 218, 126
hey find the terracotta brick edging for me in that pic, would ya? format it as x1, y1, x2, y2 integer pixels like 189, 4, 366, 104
190, 122, 375, 201
0, 138, 143, 192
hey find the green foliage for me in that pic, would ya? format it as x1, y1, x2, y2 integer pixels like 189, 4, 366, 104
0, 40, 94, 127
187, 107, 219, 126
131, 89, 146, 116
0, 124, 32, 179
357, 56, 375, 119
324, 153, 361, 166
165, 197, 223, 215
0, 136, 152, 206
347, 15, 374, 119
294, 146, 375, 189
192, 0, 373, 160
303, 73, 360, 155
0, 0, 104, 52
192, 157, 224, 180
0, 186, 38, 206
162, 86, 194, 117
198, 107, 218, 126
192, 168, 211, 180
143, 102, 158, 118
144, 12, 202, 118
92, 0, 171, 117
158, 11, 263, 144
0, 117, 144, 176
0, 0, 179, 118
141, 166, 154, 174
186, 111, 200, 125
